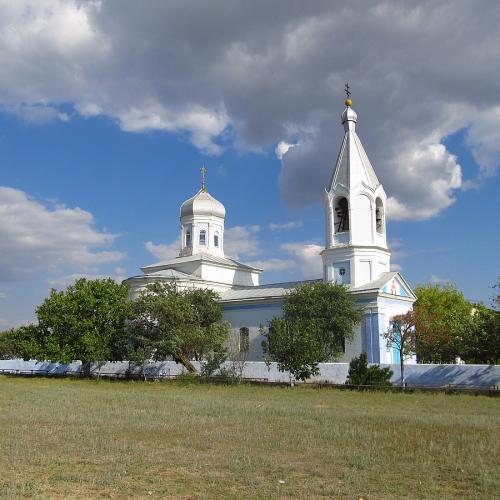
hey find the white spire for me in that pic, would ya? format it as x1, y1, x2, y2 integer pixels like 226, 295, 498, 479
341, 106, 357, 131
328, 102, 380, 192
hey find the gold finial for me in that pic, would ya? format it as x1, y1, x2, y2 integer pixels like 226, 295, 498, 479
200, 166, 207, 191
344, 82, 352, 107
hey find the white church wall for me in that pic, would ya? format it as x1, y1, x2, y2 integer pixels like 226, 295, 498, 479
376, 259, 390, 278
351, 193, 373, 245
335, 322, 363, 363
222, 302, 284, 361
322, 246, 390, 287
223, 299, 368, 365
233, 269, 260, 286
358, 260, 372, 284
332, 261, 351, 285
200, 264, 259, 287
2, 359, 498, 388
201, 264, 236, 284
373, 224, 387, 248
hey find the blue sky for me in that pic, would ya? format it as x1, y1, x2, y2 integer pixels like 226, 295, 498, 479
0, 1, 499, 327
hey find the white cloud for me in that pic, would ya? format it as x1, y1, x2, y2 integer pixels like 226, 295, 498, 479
0, 1, 99, 54
246, 258, 295, 272
117, 103, 229, 155
47, 267, 128, 290
275, 141, 297, 160
384, 144, 462, 220
0, 292, 7, 299
144, 229, 322, 281
0, 2, 499, 217
0, 316, 34, 330
269, 221, 302, 231
0, 186, 124, 281
145, 239, 180, 262
466, 105, 500, 178
145, 225, 262, 263
75, 102, 102, 117
429, 274, 452, 285
390, 263, 402, 272
280, 242, 323, 279
4, 103, 69, 124
224, 225, 261, 259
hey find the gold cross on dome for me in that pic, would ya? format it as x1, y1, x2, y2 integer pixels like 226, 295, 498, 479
200, 166, 207, 191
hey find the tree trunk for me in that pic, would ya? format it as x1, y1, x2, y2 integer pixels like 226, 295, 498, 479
174, 353, 196, 373
400, 350, 405, 390
81, 361, 92, 378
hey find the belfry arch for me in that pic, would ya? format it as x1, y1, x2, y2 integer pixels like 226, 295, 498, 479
375, 197, 384, 233
334, 197, 350, 233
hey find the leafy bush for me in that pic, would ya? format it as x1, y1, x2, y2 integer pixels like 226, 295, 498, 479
346, 353, 393, 387
175, 372, 198, 385
200, 351, 227, 378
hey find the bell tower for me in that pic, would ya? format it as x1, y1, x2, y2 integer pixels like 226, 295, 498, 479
321, 92, 391, 287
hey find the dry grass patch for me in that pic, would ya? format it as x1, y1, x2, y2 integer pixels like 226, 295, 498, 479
0, 376, 498, 498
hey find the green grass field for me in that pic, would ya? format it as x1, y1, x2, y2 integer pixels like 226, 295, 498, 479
0, 376, 498, 499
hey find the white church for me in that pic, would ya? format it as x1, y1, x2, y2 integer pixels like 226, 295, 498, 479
124, 98, 416, 365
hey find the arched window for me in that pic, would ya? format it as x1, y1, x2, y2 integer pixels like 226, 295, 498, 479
334, 197, 349, 233
199, 230, 206, 245
239, 327, 249, 352
185, 230, 191, 247
375, 198, 384, 233
214, 232, 219, 247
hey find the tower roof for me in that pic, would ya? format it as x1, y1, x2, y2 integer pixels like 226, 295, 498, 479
328, 102, 380, 192
180, 188, 226, 218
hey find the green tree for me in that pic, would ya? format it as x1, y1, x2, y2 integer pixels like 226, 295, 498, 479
262, 317, 325, 381
384, 311, 416, 387
128, 282, 229, 373
0, 325, 41, 360
0, 329, 18, 359
413, 284, 473, 363
458, 281, 500, 365
2, 278, 131, 373
346, 352, 393, 387
262, 282, 362, 381
459, 304, 500, 364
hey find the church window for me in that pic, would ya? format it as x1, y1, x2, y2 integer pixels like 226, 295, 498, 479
334, 197, 349, 233
239, 327, 249, 352
185, 230, 191, 247
214, 232, 219, 247
199, 230, 206, 245
339, 268, 346, 276
375, 198, 384, 233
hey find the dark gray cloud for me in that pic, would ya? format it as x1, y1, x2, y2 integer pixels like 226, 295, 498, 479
1, 0, 499, 218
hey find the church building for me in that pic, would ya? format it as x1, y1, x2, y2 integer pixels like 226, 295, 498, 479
124, 97, 416, 365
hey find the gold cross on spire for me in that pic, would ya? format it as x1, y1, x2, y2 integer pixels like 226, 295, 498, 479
344, 82, 353, 107
200, 166, 207, 191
